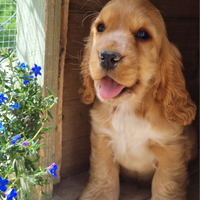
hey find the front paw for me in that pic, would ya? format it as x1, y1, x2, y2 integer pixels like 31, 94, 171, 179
80, 185, 119, 200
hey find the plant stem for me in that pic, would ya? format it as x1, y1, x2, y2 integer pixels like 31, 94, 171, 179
39, 187, 43, 200
19, 183, 33, 200
31, 102, 55, 142
7, 177, 19, 191
9, 57, 22, 88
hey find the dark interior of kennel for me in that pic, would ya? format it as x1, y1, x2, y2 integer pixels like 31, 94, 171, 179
53, 0, 199, 199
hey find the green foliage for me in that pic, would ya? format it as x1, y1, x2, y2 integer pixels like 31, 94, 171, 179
0, 48, 58, 199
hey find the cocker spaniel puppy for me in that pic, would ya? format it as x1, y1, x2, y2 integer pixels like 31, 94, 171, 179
79, 0, 197, 199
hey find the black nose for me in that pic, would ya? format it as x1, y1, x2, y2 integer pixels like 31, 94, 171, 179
99, 50, 121, 70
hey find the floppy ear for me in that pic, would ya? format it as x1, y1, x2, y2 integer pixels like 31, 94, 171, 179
79, 37, 95, 104
154, 39, 196, 125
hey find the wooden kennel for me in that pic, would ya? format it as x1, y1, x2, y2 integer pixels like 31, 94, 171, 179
17, 0, 199, 199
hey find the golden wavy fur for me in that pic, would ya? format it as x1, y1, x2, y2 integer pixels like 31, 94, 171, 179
79, 0, 197, 199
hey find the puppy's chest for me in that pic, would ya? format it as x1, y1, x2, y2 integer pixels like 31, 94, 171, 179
104, 107, 159, 170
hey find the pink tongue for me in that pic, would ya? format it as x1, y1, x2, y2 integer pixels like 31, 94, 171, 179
99, 76, 125, 99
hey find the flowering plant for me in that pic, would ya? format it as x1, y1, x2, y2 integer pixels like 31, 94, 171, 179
0, 48, 58, 200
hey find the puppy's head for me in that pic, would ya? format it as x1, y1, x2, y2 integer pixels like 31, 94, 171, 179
80, 0, 165, 103
79, 0, 196, 125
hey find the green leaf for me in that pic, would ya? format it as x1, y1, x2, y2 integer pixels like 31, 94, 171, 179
20, 77, 32, 81
36, 143, 46, 150
41, 126, 54, 131
46, 87, 53, 96
47, 111, 53, 119
14, 160, 18, 177
26, 177, 37, 185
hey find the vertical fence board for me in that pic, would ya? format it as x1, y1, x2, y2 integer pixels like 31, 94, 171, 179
54, 0, 70, 185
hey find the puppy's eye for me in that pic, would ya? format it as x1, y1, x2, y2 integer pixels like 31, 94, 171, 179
136, 30, 150, 40
97, 24, 105, 33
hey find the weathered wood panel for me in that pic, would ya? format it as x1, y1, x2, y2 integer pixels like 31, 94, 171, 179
40, 0, 62, 197
54, 0, 70, 185
61, 136, 91, 178
68, 0, 108, 13
150, 0, 199, 18
166, 19, 199, 81
68, 0, 199, 18
61, 148, 91, 178
65, 13, 91, 59
63, 135, 91, 154
62, 100, 91, 141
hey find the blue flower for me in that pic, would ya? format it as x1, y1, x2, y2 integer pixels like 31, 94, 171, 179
19, 62, 27, 70
6, 188, 17, 200
0, 176, 8, 192
32, 64, 42, 77
11, 134, 21, 145
9, 103, 21, 110
0, 122, 5, 131
0, 93, 7, 104
21, 75, 34, 85
49, 163, 58, 179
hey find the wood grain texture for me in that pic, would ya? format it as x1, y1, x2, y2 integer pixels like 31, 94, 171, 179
54, 0, 70, 185
68, 0, 199, 18
39, 0, 61, 198
62, 100, 91, 141
61, 100, 91, 177
61, 148, 90, 178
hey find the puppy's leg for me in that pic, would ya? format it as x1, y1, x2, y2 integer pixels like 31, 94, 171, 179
150, 142, 188, 200
80, 131, 119, 200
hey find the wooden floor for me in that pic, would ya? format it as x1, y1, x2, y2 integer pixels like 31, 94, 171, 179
52, 157, 199, 200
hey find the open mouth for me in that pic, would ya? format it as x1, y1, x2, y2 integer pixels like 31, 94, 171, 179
99, 76, 128, 99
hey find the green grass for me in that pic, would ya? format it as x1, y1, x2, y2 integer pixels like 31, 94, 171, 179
0, 0, 16, 48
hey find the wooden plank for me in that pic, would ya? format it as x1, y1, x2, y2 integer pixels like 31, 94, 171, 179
187, 171, 199, 200
16, 0, 46, 74
39, 0, 61, 198
165, 19, 199, 81
53, 0, 70, 185
62, 99, 91, 141
65, 12, 91, 58
61, 136, 91, 177
62, 135, 91, 154
61, 148, 90, 178
186, 79, 199, 130
150, 0, 199, 18
68, 0, 199, 18
63, 12, 93, 102
68, 0, 108, 13
63, 59, 83, 102
53, 171, 89, 200
61, 100, 91, 178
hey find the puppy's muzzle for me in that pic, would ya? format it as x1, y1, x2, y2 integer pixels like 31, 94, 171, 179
99, 50, 121, 70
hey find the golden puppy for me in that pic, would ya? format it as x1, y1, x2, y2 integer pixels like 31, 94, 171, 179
79, 0, 197, 199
